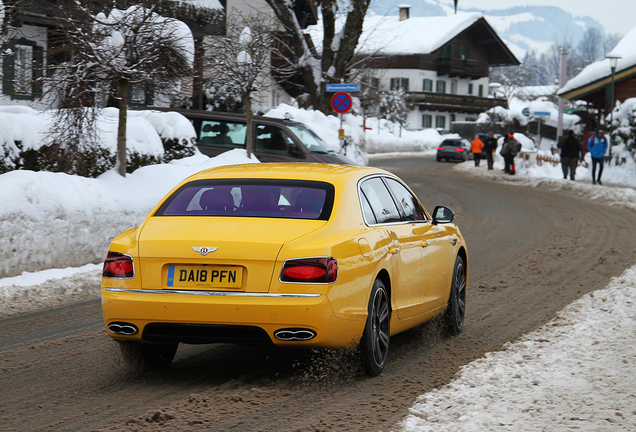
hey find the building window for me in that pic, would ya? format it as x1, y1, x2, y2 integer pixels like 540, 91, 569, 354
448, 44, 454, 58
435, 115, 446, 129
127, 83, 154, 106
362, 76, 380, 92
467, 47, 473, 60
436, 80, 446, 94
3, 38, 44, 101
450, 80, 457, 95
458, 46, 464, 59
466, 117, 477, 122
478, 84, 484, 97
390, 77, 409, 91
423, 78, 433, 92
468, 83, 473, 95
422, 114, 432, 128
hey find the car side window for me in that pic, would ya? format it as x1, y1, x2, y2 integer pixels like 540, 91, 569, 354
199, 121, 246, 149
256, 124, 295, 155
360, 193, 377, 224
360, 177, 401, 224
384, 178, 426, 221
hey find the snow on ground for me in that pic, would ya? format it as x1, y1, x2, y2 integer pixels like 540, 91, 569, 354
398, 265, 636, 432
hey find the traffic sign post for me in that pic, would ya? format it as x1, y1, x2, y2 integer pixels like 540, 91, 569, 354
330, 92, 352, 149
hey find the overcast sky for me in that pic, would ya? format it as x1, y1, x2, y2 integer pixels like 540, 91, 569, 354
438, 0, 636, 36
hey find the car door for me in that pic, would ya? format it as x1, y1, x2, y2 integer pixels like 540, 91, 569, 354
254, 123, 305, 162
384, 177, 455, 314
359, 176, 423, 319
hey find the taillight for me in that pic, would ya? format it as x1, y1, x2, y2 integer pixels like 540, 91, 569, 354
280, 257, 338, 283
103, 251, 135, 278
454, 148, 465, 152
437, 146, 444, 151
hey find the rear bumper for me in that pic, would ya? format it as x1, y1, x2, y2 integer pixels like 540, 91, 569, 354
437, 150, 468, 161
102, 287, 365, 348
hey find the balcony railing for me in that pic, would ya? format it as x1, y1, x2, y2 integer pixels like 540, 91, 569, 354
408, 92, 507, 114
436, 58, 489, 79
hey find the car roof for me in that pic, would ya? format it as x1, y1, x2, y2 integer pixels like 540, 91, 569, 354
135, 107, 301, 127
185, 163, 390, 185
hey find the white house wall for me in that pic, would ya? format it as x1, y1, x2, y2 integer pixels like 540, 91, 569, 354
371, 68, 490, 131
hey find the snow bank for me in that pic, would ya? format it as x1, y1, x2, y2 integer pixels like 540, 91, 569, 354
400, 265, 636, 432
0, 150, 257, 279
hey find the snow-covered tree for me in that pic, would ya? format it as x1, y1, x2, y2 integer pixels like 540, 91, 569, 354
203, 11, 276, 157
378, 89, 408, 137
47, 2, 194, 177
611, 99, 636, 153
265, 0, 372, 113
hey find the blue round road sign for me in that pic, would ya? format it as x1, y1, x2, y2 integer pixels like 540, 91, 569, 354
331, 92, 352, 114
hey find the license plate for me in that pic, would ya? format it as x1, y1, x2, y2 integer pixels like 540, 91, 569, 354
167, 265, 242, 289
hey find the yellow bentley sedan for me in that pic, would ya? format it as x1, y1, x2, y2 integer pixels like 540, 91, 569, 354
102, 163, 467, 376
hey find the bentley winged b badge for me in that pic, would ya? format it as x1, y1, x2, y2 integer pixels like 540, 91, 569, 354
192, 247, 218, 256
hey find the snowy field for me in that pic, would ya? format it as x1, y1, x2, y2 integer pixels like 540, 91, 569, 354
2, 104, 636, 430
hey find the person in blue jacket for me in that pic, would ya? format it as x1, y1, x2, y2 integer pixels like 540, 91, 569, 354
586, 129, 608, 185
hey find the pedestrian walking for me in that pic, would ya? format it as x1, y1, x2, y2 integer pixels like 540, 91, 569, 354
483, 133, 497, 170
586, 129, 608, 185
557, 130, 583, 180
471, 135, 484, 166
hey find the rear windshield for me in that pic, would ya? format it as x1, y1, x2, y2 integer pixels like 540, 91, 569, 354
155, 179, 335, 220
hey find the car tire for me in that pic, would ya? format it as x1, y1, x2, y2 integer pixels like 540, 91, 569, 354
436, 156, 441, 162
358, 278, 391, 376
443, 255, 466, 337
119, 341, 178, 369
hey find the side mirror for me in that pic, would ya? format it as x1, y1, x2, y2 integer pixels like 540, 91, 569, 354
432, 206, 455, 224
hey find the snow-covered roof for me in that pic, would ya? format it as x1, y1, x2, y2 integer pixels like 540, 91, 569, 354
307, 12, 489, 56
559, 24, 636, 97
358, 12, 484, 55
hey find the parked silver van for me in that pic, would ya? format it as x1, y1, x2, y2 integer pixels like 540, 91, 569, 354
153, 109, 355, 165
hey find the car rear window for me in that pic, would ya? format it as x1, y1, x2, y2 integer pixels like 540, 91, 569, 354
155, 179, 335, 220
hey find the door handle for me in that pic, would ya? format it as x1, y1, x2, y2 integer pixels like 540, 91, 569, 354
421, 241, 430, 248
389, 247, 401, 254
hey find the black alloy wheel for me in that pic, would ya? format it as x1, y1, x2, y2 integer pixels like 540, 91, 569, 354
359, 279, 391, 376
444, 255, 466, 336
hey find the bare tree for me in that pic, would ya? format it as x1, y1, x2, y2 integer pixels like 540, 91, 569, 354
265, 0, 372, 113
578, 27, 604, 66
46, 1, 194, 177
203, 11, 276, 157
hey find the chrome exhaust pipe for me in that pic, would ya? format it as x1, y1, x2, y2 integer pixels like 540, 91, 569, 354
108, 322, 139, 336
274, 328, 316, 341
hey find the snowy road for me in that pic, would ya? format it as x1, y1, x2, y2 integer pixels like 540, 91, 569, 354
1, 155, 636, 432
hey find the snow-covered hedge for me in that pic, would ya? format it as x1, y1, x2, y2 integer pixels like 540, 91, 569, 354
611, 98, 636, 153
0, 107, 197, 177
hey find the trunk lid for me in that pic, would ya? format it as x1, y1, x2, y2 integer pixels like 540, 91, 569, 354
137, 216, 326, 292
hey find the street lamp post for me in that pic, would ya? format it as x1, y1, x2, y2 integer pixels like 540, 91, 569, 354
606, 55, 622, 159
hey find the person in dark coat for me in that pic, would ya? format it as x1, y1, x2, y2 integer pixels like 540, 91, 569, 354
501, 133, 521, 175
483, 133, 498, 170
557, 130, 583, 180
